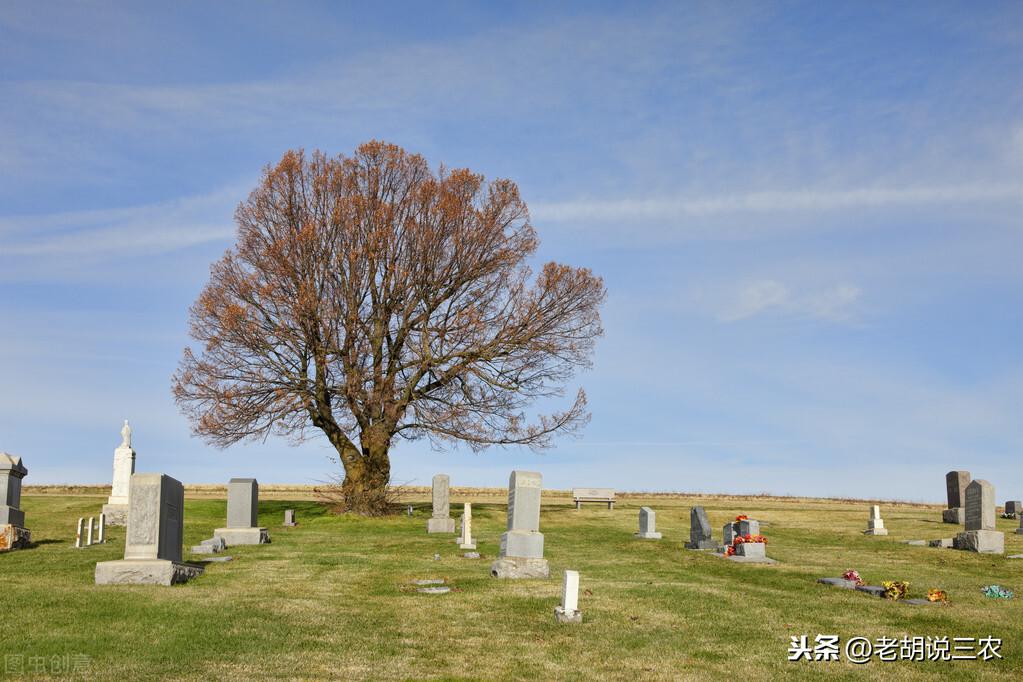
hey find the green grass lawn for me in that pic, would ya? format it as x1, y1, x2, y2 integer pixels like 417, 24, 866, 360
2, 493, 1021, 680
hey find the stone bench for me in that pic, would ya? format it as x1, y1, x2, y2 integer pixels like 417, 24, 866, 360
572, 488, 616, 510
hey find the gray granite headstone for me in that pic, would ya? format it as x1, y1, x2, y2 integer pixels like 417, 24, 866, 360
964, 479, 995, 531
954, 479, 1004, 554
227, 478, 259, 528
1005, 501, 1021, 516
491, 470, 548, 578
945, 470, 970, 508
635, 507, 662, 539
427, 474, 456, 533
432, 474, 450, 518
125, 473, 183, 562
96, 473, 203, 585
214, 477, 270, 545
0, 453, 28, 528
685, 506, 715, 549
738, 519, 760, 537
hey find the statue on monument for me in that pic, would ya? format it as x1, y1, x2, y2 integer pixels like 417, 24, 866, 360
120, 420, 132, 449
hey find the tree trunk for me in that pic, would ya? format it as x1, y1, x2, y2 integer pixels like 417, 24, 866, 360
334, 426, 393, 515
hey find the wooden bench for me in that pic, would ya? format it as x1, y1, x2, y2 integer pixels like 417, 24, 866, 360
572, 488, 616, 510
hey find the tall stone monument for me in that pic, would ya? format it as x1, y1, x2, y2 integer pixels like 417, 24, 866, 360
426, 474, 456, 533
635, 507, 662, 539
942, 470, 970, 524
214, 478, 270, 545
491, 470, 549, 578
685, 506, 715, 549
457, 502, 476, 549
102, 420, 137, 526
95, 473, 203, 584
0, 453, 31, 552
954, 479, 1004, 554
864, 505, 888, 536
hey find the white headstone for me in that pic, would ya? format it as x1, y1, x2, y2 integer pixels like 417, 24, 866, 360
554, 570, 582, 623
457, 502, 476, 549
102, 421, 137, 526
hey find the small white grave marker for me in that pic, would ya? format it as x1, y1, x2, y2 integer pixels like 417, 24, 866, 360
75, 517, 84, 549
554, 570, 582, 624
86, 516, 95, 546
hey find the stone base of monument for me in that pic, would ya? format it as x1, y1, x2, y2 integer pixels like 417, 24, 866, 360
928, 538, 954, 547
191, 536, 227, 554
0, 524, 31, 552
863, 528, 889, 536
716, 542, 777, 564
213, 527, 270, 545
684, 540, 717, 550
554, 606, 582, 624
1017, 528, 1023, 535
941, 508, 965, 524
457, 538, 477, 550
490, 557, 550, 579
635, 531, 662, 540
427, 518, 456, 534
95, 559, 204, 585
101, 503, 129, 526
953, 529, 1004, 554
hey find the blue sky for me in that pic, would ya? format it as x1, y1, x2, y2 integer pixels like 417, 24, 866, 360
1, 2, 1021, 502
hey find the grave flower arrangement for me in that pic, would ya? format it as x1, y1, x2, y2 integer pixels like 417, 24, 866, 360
981, 585, 1014, 599
882, 580, 910, 601
926, 588, 948, 603
735, 515, 748, 522
842, 569, 864, 586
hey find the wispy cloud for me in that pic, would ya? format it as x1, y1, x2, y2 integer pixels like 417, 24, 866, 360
717, 279, 861, 322
531, 183, 1023, 223
0, 184, 242, 258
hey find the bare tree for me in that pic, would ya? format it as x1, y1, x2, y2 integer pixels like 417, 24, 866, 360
173, 141, 606, 514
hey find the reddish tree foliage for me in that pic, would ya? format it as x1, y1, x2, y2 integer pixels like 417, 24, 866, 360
173, 142, 606, 514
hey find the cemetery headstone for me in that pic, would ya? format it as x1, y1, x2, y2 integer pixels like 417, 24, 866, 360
634, 506, 662, 539
1004, 500, 1021, 518
941, 470, 970, 524
283, 509, 297, 527
86, 516, 95, 546
554, 570, 583, 624
0, 452, 31, 552
720, 515, 774, 563
97, 513, 106, 543
102, 420, 137, 526
954, 479, 1004, 554
75, 518, 84, 549
491, 470, 549, 578
684, 506, 715, 549
457, 502, 476, 549
214, 478, 270, 545
1018, 514, 1023, 536
722, 522, 736, 547
95, 473, 203, 585
427, 474, 456, 533
864, 504, 888, 536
